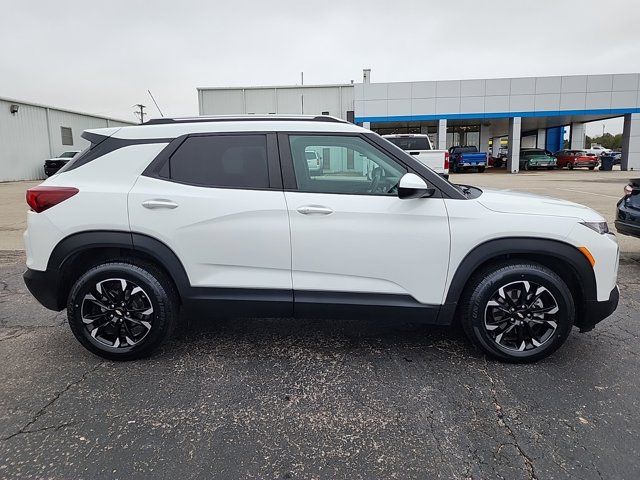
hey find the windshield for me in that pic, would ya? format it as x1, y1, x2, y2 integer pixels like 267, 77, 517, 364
305, 151, 317, 160
522, 149, 547, 157
385, 137, 431, 151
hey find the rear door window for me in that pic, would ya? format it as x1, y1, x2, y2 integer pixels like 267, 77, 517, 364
169, 135, 269, 188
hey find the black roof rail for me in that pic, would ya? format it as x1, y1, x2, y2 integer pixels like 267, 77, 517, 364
142, 115, 348, 126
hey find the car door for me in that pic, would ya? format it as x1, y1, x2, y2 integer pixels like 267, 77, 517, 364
128, 132, 292, 312
279, 132, 451, 311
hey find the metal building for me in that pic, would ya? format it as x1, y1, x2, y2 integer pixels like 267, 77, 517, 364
0, 96, 134, 182
198, 71, 640, 172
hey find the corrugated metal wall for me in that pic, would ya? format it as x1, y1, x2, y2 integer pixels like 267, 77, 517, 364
0, 99, 134, 182
199, 85, 355, 120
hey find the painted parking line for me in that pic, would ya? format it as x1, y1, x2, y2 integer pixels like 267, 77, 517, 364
557, 188, 620, 199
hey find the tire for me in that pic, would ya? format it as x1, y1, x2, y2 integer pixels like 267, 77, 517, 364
588, 166, 595, 170
477, 166, 486, 173
568, 163, 574, 170
67, 261, 179, 361
494, 159, 503, 168
523, 162, 529, 171
547, 166, 555, 170
458, 262, 575, 363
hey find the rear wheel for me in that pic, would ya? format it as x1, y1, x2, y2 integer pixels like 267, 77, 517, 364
67, 261, 179, 360
568, 163, 574, 170
477, 166, 486, 173
523, 162, 529, 171
588, 166, 595, 170
459, 262, 574, 362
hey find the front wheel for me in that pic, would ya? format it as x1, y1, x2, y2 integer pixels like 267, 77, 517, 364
477, 166, 486, 173
67, 261, 179, 360
568, 163, 574, 170
459, 262, 575, 363
588, 166, 595, 170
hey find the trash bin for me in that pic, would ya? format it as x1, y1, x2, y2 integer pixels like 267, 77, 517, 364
600, 155, 613, 171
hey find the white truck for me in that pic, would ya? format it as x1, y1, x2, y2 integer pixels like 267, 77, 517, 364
382, 134, 449, 178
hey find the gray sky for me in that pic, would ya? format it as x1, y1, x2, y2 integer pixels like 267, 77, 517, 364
1, 0, 638, 135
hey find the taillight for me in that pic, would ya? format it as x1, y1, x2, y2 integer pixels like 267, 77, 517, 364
444, 151, 450, 170
26, 186, 79, 213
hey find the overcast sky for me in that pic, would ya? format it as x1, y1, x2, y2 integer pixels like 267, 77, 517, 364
1, 0, 638, 135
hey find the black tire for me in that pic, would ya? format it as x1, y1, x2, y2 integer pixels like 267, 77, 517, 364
588, 166, 595, 170
459, 262, 575, 363
477, 166, 486, 173
568, 163, 574, 170
523, 162, 529, 171
494, 159, 503, 168
547, 166, 555, 170
67, 261, 179, 361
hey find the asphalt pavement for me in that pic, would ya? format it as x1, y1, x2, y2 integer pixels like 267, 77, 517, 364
1, 249, 639, 479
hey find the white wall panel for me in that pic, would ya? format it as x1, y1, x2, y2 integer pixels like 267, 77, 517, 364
411, 82, 436, 98
461, 80, 485, 97
559, 92, 586, 110
509, 95, 535, 112
485, 78, 511, 96
535, 76, 561, 94
612, 74, 639, 92
387, 82, 411, 98
411, 98, 436, 115
587, 75, 613, 92
245, 89, 276, 114
484, 95, 509, 113
561, 75, 587, 93
436, 81, 460, 98
460, 96, 484, 113
510, 77, 536, 95
611, 90, 638, 109
201, 90, 244, 114
586, 91, 611, 109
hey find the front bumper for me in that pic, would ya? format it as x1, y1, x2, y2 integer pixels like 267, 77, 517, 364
23, 268, 63, 311
615, 220, 640, 238
579, 285, 619, 332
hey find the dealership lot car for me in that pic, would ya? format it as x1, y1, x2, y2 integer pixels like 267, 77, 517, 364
44, 150, 80, 177
555, 149, 599, 170
382, 133, 449, 178
520, 148, 557, 170
616, 179, 640, 238
23, 116, 619, 362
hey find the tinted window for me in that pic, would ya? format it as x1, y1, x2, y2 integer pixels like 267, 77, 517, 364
289, 135, 406, 196
385, 137, 431, 151
59, 151, 77, 158
170, 135, 269, 188
451, 146, 478, 153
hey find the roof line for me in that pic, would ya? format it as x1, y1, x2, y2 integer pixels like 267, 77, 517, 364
196, 83, 354, 91
0, 95, 136, 124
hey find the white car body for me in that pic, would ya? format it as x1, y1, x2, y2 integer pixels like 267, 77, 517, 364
586, 145, 612, 156
23, 115, 619, 361
382, 134, 449, 177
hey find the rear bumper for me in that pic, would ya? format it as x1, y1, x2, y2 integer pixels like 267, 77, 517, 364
23, 268, 63, 311
579, 285, 619, 332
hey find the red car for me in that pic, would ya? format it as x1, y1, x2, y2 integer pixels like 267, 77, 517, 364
555, 149, 599, 170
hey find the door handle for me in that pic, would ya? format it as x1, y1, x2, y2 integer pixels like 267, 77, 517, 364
142, 199, 179, 210
297, 205, 333, 215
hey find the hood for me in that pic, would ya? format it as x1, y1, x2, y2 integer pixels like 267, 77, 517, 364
477, 188, 605, 222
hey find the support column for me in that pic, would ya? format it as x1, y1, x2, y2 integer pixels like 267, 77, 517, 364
570, 122, 586, 149
437, 119, 447, 150
480, 124, 491, 153
622, 113, 640, 171
536, 128, 546, 149
508, 117, 521, 173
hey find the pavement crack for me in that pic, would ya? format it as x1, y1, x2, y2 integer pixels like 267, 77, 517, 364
478, 359, 538, 480
1, 361, 104, 441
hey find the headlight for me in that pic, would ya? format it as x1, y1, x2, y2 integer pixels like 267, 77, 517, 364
580, 221, 609, 234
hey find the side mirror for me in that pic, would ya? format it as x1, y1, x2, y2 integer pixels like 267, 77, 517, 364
398, 173, 435, 199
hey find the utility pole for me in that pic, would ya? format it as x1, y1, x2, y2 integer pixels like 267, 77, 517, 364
133, 104, 147, 124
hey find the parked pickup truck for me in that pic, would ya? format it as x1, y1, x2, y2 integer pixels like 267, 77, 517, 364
382, 134, 449, 178
449, 146, 488, 173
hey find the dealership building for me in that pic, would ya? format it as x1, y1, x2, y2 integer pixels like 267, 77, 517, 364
198, 71, 640, 172
0, 96, 134, 182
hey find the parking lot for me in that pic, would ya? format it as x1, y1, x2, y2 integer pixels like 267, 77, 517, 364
1, 169, 639, 479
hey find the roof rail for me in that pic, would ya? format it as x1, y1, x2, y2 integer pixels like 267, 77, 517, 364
142, 115, 348, 126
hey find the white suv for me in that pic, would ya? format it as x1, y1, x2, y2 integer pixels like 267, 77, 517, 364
23, 116, 619, 362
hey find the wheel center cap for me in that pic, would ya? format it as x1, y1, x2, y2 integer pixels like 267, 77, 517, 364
115, 309, 123, 316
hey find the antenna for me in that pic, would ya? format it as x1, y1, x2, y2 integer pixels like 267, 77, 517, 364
147, 90, 164, 117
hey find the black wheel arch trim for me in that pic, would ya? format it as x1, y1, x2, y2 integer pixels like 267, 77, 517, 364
42, 230, 192, 309
442, 237, 598, 324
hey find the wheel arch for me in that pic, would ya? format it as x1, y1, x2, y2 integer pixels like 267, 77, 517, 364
47, 231, 190, 310
441, 237, 597, 328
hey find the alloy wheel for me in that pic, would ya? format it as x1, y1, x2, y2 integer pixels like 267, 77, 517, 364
484, 280, 559, 352
81, 278, 154, 348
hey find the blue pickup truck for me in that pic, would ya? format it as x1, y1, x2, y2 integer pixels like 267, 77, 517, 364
449, 146, 488, 173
